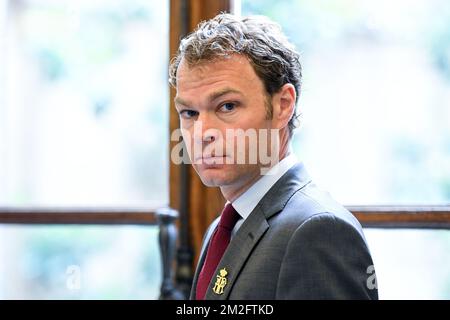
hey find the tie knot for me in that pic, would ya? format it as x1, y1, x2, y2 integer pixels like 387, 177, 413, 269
219, 203, 240, 230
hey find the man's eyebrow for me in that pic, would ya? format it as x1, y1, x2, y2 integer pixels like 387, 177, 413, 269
174, 96, 190, 107
208, 88, 243, 102
174, 88, 243, 108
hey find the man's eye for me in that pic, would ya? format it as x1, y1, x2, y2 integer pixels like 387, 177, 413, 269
179, 110, 198, 119
220, 102, 236, 112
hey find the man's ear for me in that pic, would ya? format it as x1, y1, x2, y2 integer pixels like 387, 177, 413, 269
271, 83, 296, 130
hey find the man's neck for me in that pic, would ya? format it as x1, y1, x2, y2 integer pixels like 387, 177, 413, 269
220, 149, 291, 202
220, 170, 263, 202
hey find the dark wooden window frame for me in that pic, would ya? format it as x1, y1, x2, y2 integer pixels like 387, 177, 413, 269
1, 205, 449, 228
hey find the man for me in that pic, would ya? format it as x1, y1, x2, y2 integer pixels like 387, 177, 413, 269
169, 13, 378, 300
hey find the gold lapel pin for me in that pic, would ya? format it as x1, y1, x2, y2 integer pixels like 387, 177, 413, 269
213, 268, 228, 295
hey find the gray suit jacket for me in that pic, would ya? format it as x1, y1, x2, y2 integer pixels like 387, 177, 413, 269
190, 163, 378, 300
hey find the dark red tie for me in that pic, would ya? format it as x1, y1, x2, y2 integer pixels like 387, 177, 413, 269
196, 203, 240, 300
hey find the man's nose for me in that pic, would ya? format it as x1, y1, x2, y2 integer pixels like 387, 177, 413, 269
193, 113, 220, 144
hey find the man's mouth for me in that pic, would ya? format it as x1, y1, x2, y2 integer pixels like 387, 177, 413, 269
194, 155, 229, 165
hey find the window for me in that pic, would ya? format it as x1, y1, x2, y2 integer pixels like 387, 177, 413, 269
365, 228, 450, 299
1, 0, 448, 300
0, 0, 169, 207
0, 225, 161, 299
0, 0, 169, 299
242, 0, 449, 206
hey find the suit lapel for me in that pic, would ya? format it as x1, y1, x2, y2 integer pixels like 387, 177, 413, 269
204, 206, 269, 300
199, 163, 312, 300
189, 218, 220, 299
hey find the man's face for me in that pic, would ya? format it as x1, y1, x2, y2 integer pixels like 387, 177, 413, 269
175, 54, 276, 192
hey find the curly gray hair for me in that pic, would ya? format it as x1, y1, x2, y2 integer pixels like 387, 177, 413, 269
169, 13, 302, 137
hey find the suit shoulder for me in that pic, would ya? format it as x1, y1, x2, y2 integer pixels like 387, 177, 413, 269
272, 181, 364, 236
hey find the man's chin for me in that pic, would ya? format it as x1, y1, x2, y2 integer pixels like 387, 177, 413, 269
196, 168, 231, 187
201, 179, 221, 187
198, 174, 228, 187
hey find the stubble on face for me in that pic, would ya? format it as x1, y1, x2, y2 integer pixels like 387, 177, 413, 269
175, 55, 276, 201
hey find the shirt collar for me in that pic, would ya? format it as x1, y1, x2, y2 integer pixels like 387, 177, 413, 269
231, 153, 299, 220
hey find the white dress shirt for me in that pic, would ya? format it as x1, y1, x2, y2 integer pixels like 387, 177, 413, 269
229, 153, 299, 237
